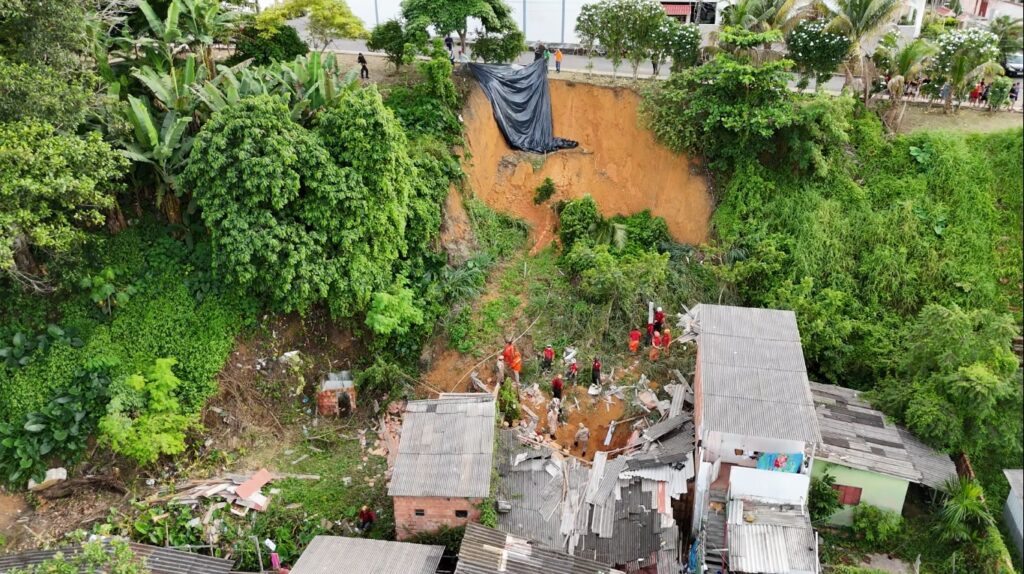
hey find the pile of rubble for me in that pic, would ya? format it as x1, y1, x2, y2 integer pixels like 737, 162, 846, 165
158, 468, 319, 517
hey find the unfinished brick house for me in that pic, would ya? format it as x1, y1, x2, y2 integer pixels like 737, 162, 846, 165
389, 394, 496, 540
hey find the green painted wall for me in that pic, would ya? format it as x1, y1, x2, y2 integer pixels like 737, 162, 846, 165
812, 460, 910, 525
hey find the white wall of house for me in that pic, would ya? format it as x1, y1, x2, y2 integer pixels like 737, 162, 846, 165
703, 431, 808, 471
1005, 492, 1024, 558
988, 0, 1024, 20
729, 467, 811, 506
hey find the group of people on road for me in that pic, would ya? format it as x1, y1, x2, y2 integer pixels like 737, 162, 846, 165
532, 43, 564, 73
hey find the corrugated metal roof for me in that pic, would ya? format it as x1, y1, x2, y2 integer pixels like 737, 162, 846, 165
389, 395, 496, 498
896, 428, 955, 489
291, 535, 443, 574
456, 523, 624, 574
726, 500, 818, 574
0, 541, 233, 574
1004, 469, 1024, 501
811, 381, 955, 488
694, 304, 821, 444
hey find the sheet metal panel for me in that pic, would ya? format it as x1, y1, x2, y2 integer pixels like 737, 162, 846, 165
389, 396, 496, 498
291, 536, 443, 574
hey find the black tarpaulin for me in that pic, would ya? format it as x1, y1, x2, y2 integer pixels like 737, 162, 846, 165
468, 59, 579, 154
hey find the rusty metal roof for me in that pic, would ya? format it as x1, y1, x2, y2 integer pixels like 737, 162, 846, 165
0, 541, 233, 574
389, 395, 496, 498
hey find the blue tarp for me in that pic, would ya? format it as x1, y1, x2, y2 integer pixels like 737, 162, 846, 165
467, 59, 578, 154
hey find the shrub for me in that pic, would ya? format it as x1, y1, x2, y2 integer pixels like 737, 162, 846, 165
852, 504, 903, 545
786, 20, 851, 90
0, 359, 114, 485
497, 378, 520, 423
809, 471, 842, 522
99, 357, 198, 465
407, 525, 465, 554
533, 177, 556, 204
366, 18, 425, 70
355, 358, 408, 398
558, 195, 600, 249
230, 24, 308, 66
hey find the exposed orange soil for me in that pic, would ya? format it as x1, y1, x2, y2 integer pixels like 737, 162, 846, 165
461, 79, 712, 249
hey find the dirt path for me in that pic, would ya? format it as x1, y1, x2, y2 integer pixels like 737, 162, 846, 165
462, 79, 713, 250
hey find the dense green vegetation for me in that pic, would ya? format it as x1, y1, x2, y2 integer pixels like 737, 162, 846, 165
645, 21, 1022, 567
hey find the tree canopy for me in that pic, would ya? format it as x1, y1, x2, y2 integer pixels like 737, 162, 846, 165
0, 121, 126, 290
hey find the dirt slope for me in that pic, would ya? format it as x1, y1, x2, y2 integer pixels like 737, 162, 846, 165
462, 79, 712, 248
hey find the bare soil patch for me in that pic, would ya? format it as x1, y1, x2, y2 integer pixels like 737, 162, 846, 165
461, 79, 712, 249
898, 104, 1023, 134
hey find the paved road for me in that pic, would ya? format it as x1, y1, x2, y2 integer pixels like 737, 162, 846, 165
288, 17, 849, 92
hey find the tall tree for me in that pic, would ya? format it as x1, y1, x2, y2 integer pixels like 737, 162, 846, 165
258, 0, 366, 52
826, 0, 902, 101
621, 0, 668, 79
401, 0, 517, 51
988, 15, 1023, 61
787, 19, 852, 91
0, 122, 127, 291
876, 304, 1021, 458
930, 27, 1003, 112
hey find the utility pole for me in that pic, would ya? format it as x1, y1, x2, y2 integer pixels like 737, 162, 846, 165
561, 0, 566, 43
523, 0, 527, 40
374, 0, 379, 27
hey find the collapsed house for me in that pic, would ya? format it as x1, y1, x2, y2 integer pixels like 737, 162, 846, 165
389, 394, 496, 540
455, 522, 625, 574
810, 381, 956, 525
680, 303, 822, 573
493, 387, 695, 574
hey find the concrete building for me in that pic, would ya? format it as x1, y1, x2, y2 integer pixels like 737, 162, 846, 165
389, 395, 496, 540
679, 303, 822, 572
962, 0, 1024, 20
810, 382, 957, 525
1004, 469, 1024, 559
290, 536, 443, 574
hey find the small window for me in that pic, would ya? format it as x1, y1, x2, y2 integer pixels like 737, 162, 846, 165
832, 484, 863, 505
414, 509, 425, 516
455, 510, 469, 518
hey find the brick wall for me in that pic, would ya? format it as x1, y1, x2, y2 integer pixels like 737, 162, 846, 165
393, 495, 483, 540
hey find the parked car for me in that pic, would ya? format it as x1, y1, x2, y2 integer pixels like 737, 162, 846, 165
1004, 52, 1024, 77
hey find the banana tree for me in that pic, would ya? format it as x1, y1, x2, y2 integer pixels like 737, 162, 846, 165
275, 53, 358, 116
178, 0, 237, 77
121, 95, 193, 223
133, 54, 207, 116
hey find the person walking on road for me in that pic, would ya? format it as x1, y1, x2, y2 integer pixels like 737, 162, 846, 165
543, 47, 552, 68
574, 423, 591, 457
357, 53, 369, 79
554, 48, 563, 73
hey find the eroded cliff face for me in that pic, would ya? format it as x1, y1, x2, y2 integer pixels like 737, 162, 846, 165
460, 78, 712, 249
